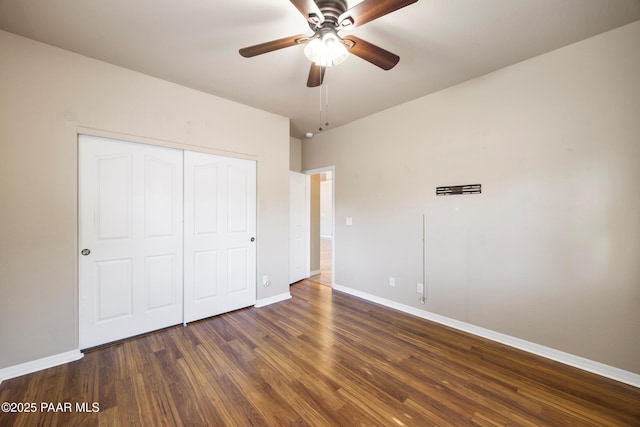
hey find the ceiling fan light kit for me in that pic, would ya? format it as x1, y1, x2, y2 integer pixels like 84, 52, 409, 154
304, 29, 349, 66
239, 0, 420, 87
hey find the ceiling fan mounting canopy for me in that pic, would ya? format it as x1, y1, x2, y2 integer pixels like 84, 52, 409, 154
239, 0, 419, 87
310, 0, 348, 29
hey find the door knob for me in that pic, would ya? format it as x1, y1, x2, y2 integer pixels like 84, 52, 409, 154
250, 237, 255, 242
81, 249, 91, 256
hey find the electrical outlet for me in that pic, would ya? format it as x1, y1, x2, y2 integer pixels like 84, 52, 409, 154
262, 275, 271, 287
417, 283, 424, 294
389, 276, 396, 287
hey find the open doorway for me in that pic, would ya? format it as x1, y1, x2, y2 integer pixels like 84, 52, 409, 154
306, 167, 334, 287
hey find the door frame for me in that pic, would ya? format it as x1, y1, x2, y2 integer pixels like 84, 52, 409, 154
303, 166, 335, 287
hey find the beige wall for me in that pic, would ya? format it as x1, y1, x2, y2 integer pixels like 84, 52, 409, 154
0, 31, 290, 370
303, 21, 640, 374
289, 137, 302, 172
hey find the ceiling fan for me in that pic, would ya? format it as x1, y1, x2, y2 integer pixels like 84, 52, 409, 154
239, 0, 419, 87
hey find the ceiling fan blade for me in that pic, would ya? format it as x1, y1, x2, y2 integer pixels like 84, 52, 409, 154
307, 64, 326, 87
290, 0, 325, 25
239, 34, 309, 57
339, 0, 418, 29
342, 36, 399, 70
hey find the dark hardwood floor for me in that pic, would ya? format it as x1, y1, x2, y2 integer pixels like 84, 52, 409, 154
1, 280, 638, 426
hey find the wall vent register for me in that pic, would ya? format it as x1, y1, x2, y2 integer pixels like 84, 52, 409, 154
436, 184, 481, 196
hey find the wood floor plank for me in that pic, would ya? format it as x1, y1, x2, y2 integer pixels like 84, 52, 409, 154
1, 280, 639, 426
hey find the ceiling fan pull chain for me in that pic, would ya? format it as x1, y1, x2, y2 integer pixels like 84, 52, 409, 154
318, 81, 323, 132
325, 83, 330, 128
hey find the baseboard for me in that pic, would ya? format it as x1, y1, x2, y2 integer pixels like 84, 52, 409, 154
0, 349, 83, 385
332, 283, 640, 389
309, 269, 321, 276
0, 293, 291, 383
254, 292, 291, 308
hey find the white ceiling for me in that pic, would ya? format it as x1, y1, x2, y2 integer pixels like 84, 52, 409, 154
1, 0, 639, 139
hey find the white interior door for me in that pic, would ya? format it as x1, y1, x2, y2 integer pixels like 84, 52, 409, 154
289, 171, 309, 284
184, 151, 257, 323
79, 135, 183, 349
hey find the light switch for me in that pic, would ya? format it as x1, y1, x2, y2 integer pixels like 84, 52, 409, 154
346, 217, 353, 226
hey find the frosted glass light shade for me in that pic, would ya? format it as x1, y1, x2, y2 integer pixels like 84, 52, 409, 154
304, 33, 349, 66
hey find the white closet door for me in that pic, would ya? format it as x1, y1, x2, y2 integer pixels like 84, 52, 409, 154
79, 135, 183, 349
289, 171, 308, 283
184, 151, 256, 323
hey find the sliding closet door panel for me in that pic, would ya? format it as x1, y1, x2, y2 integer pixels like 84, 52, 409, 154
228, 166, 248, 232
79, 135, 183, 349
146, 158, 178, 238
97, 155, 132, 239
228, 247, 248, 293
145, 254, 178, 311
194, 164, 218, 233
96, 259, 133, 321
184, 151, 256, 323
194, 250, 219, 299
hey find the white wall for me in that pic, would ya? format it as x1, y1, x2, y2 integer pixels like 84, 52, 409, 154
303, 21, 640, 374
0, 30, 290, 370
